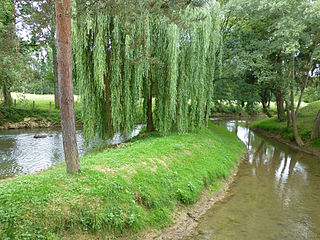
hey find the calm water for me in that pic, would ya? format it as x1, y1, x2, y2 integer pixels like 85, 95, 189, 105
0, 125, 142, 179
185, 117, 320, 240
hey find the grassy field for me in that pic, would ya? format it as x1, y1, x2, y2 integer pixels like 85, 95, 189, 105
0, 93, 82, 125
0, 122, 245, 240
251, 100, 320, 149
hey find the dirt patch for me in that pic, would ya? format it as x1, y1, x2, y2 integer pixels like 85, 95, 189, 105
138, 153, 247, 240
251, 127, 320, 159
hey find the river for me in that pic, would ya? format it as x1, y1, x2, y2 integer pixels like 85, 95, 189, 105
185, 117, 320, 240
0, 125, 142, 179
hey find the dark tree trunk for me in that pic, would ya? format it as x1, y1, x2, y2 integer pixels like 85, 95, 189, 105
311, 110, 320, 140
2, 84, 12, 107
262, 101, 272, 118
275, 90, 285, 121
55, 0, 80, 173
146, 76, 154, 133
261, 89, 272, 117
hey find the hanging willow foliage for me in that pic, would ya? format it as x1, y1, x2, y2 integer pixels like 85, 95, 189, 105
73, 1, 222, 145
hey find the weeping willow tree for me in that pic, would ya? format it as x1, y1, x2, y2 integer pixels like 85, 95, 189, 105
73, 1, 222, 145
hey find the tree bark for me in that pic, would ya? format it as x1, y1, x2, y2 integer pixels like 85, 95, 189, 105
55, 0, 80, 173
311, 110, 320, 140
146, 76, 154, 133
275, 89, 285, 121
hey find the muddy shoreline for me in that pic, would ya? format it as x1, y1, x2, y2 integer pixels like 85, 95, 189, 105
251, 127, 320, 159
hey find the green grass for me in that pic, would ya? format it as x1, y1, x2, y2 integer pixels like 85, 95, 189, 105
251, 100, 320, 149
0, 122, 245, 240
0, 98, 82, 126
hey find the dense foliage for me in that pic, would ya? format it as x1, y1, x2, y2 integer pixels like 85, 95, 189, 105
73, 2, 222, 144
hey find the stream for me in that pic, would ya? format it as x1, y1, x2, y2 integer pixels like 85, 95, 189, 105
185, 117, 320, 240
0, 125, 142, 179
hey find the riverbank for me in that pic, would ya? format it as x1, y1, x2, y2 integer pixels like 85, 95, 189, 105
0, 98, 82, 129
0, 122, 245, 240
251, 100, 320, 154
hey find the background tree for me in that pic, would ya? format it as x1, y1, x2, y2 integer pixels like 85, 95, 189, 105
0, 0, 32, 106
19, 0, 60, 108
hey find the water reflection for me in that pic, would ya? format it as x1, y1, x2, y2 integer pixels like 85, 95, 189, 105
0, 125, 142, 179
186, 117, 320, 240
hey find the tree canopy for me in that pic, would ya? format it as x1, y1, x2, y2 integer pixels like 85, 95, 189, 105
73, 1, 223, 144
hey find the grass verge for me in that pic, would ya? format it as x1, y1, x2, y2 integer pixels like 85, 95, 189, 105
0, 122, 245, 240
0, 99, 82, 126
251, 100, 320, 149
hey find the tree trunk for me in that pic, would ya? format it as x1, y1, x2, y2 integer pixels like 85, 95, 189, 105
275, 90, 285, 121
290, 57, 304, 147
285, 100, 290, 129
261, 89, 272, 117
146, 76, 154, 133
311, 110, 320, 140
3, 84, 12, 107
262, 101, 272, 118
55, 0, 80, 173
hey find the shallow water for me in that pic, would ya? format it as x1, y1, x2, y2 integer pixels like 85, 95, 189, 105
0, 125, 142, 179
185, 117, 320, 240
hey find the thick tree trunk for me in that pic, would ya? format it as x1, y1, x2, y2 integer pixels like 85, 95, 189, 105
146, 76, 154, 133
275, 90, 285, 121
311, 110, 320, 140
55, 0, 80, 173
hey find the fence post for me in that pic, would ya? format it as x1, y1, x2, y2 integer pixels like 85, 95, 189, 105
33, 101, 35, 111
50, 101, 52, 112
14, 99, 16, 107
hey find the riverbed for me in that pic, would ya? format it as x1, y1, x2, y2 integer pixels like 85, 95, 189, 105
184, 117, 320, 240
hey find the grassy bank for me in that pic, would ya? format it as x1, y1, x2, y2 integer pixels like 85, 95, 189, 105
251, 100, 320, 149
0, 93, 82, 126
0, 122, 245, 240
